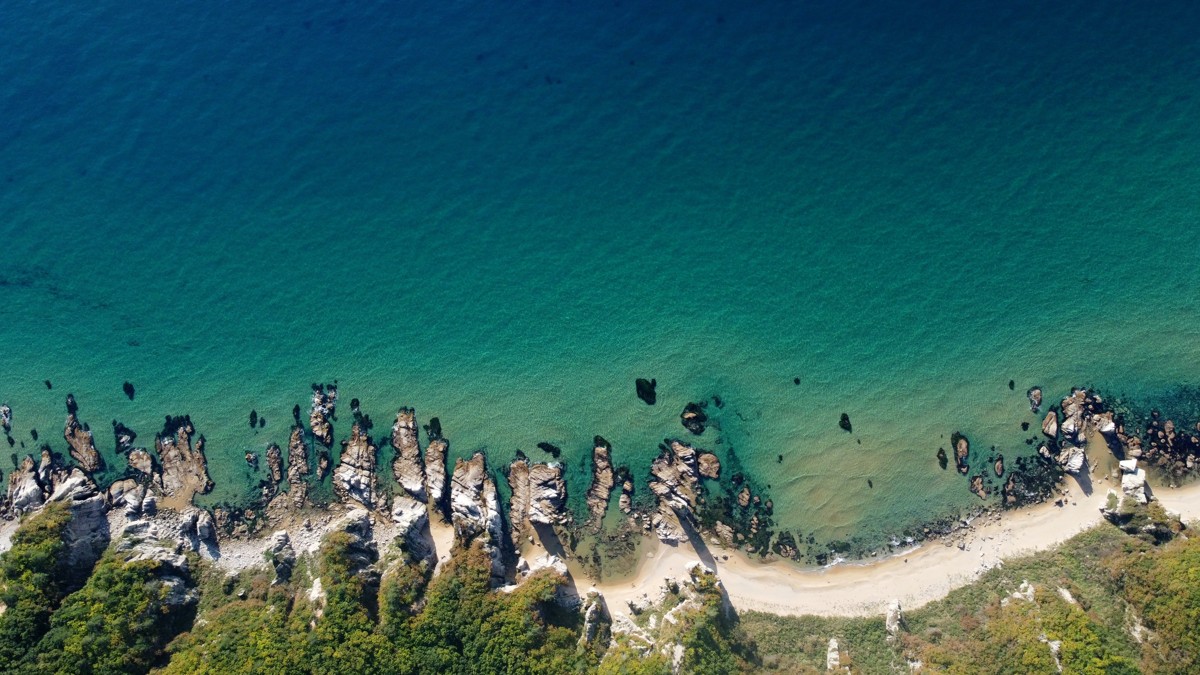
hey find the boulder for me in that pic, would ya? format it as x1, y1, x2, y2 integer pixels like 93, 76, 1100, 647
0, 403, 10, 433
390, 408, 426, 501
266, 530, 297, 582
585, 437, 615, 528
951, 432, 970, 474
1120, 459, 1149, 505
332, 423, 378, 509
1056, 445, 1086, 474
1027, 387, 1043, 413
1042, 411, 1058, 439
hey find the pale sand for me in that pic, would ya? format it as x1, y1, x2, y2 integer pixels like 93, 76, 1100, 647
593, 473, 1200, 619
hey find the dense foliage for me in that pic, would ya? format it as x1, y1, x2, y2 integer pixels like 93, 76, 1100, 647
0, 503, 74, 670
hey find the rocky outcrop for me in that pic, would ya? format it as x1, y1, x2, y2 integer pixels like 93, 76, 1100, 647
826, 638, 841, 671
1056, 444, 1086, 474
585, 437, 615, 528
265, 443, 283, 490
507, 459, 532, 547
579, 591, 609, 646
1059, 390, 1087, 446
1120, 458, 1149, 505
128, 448, 153, 475
112, 421, 137, 454
64, 412, 102, 473
333, 423, 378, 509
424, 436, 448, 515
885, 599, 903, 641
450, 453, 505, 580
6, 454, 44, 515
391, 493, 430, 554
286, 425, 310, 507
113, 520, 197, 609
648, 440, 710, 542
316, 452, 331, 480
618, 472, 635, 514
509, 459, 568, 547
969, 475, 988, 500
390, 408, 426, 501
309, 383, 337, 448
154, 417, 214, 505
680, 402, 708, 436
0, 403, 11, 433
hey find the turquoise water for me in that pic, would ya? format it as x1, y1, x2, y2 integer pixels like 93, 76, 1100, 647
2, 1, 1199, 549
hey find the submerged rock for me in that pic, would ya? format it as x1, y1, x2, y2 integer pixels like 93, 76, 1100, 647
635, 378, 657, 405
1027, 387, 1043, 413
333, 423, 378, 509
585, 436, 615, 528
536, 442, 562, 458
839, 413, 852, 433
112, 420, 138, 454
123, 381, 135, 401
390, 408, 426, 502
681, 402, 708, 435
64, 411, 102, 473
936, 447, 949, 470
951, 432, 970, 475
0, 404, 10, 433
994, 454, 1005, 478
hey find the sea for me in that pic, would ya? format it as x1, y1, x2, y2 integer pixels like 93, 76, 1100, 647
1, 0, 1198, 554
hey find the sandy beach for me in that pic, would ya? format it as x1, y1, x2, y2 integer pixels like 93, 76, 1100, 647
594, 471, 1200, 619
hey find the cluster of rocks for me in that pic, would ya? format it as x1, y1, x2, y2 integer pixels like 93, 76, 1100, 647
309, 383, 337, 448
1109, 404, 1200, 477
646, 440, 721, 543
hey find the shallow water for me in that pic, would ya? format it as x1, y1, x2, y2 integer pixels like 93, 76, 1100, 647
1, 0, 1198, 550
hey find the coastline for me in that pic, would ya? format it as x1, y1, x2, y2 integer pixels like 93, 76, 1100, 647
594, 471, 1200, 619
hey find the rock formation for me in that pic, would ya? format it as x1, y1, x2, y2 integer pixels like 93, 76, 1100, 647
112, 420, 137, 454
3, 450, 108, 567
648, 440, 710, 542
390, 408, 426, 501
286, 425, 310, 507
7, 454, 45, 515
508, 459, 568, 548
1119, 458, 1149, 505
333, 423, 378, 509
266, 530, 297, 583
128, 448, 154, 475
0, 403, 10, 433
585, 436, 615, 527
424, 434, 448, 515
1059, 389, 1087, 446
886, 599, 903, 641
449, 453, 505, 580
154, 417, 214, 506
309, 383, 337, 448
697, 451, 721, 479
265, 443, 283, 489
64, 411, 102, 473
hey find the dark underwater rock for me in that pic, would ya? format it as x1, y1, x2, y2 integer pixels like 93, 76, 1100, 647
635, 378, 657, 405
65, 393, 78, 415
537, 442, 562, 458
123, 381, 135, 400
839, 413, 852, 433
681, 402, 708, 435
249, 409, 258, 429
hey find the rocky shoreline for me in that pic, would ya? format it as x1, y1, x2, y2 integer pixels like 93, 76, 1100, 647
2, 382, 1199, 586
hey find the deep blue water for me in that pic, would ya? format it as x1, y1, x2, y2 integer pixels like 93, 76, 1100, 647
1, 0, 1199, 550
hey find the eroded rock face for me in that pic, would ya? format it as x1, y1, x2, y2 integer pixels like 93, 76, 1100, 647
585, 437, 615, 528
286, 425, 310, 507
155, 417, 214, 506
450, 453, 504, 580
6, 455, 44, 515
333, 423, 378, 509
424, 436, 448, 515
64, 412, 102, 473
114, 520, 197, 609
391, 408, 426, 501
391, 493, 430, 554
309, 383, 338, 448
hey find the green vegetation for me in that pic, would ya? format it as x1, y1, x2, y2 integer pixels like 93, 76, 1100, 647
4, 499, 1199, 674
0, 503, 75, 670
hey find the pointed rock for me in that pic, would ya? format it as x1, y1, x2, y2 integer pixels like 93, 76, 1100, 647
333, 423, 378, 509
309, 383, 337, 448
64, 412, 102, 473
390, 408, 426, 501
